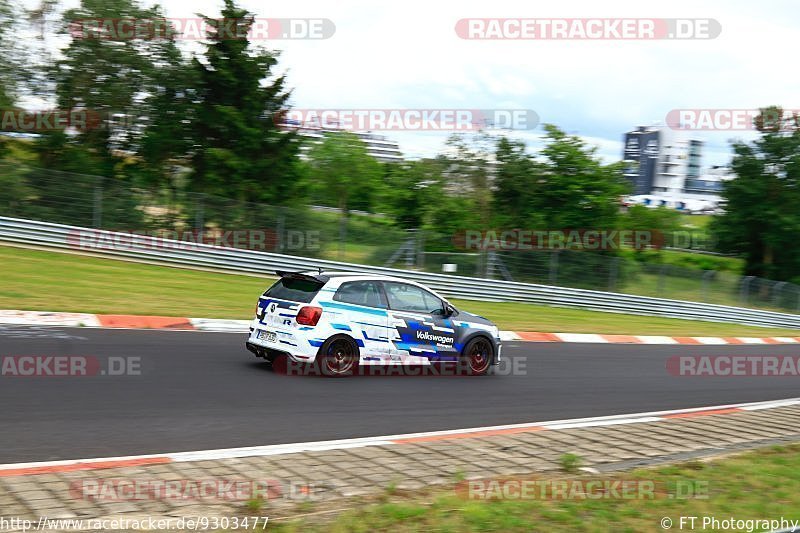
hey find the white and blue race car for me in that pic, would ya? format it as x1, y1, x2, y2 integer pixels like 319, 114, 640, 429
246, 271, 501, 376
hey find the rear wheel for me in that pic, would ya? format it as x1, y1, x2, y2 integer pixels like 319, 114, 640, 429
317, 336, 360, 377
461, 337, 494, 376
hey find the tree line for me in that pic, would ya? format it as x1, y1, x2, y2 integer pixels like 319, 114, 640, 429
1, 0, 799, 282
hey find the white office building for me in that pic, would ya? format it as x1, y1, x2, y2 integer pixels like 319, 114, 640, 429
281, 119, 403, 163
622, 125, 733, 212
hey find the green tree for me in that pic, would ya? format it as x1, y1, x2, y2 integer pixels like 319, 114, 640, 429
24, 0, 59, 101
491, 127, 628, 231
52, 0, 173, 166
0, 0, 23, 157
381, 158, 443, 228
441, 132, 494, 228
380, 157, 482, 244
307, 131, 383, 214
129, 24, 197, 217
492, 136, 545, 228
306, 131, 383, 258
535, 124, 629, 229
190, 0, 302, 206
0, 0, 23, 108
711, 106, 800, 280
621, 204, 682, 251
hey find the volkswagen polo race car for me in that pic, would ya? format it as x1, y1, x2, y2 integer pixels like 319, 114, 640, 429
245, 271, 501, 376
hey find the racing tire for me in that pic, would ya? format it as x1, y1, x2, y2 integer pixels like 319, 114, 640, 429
317, 336, 360, 377
460, 337, 494, 376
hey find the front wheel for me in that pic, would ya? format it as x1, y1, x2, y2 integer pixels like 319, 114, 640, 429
461, 337, 494, 376
317, 336, 360, 377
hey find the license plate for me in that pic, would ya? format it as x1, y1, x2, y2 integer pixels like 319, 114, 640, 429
258, 330, 277, 342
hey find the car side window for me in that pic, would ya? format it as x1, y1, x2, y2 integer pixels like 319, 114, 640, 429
333, 280, 388, 309
383, 282, 443, 314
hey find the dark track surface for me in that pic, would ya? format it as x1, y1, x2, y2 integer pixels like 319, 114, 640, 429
1, 325, 798, 463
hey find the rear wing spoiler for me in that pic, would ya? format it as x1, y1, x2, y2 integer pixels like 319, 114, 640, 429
275, 270, 328, 283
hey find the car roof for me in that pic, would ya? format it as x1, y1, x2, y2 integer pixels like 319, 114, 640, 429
279, 271, 451, 304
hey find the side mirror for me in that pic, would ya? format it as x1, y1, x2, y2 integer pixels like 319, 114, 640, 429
443, 304, 457, 318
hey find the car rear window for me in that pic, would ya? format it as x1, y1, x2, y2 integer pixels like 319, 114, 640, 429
264, 277, 324, 303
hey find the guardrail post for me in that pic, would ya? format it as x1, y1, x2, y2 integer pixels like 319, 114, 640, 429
193, 193, 204, 243
92, 178, 103, 228
474, 251, 483, 277
549, 251, 559, 285
416, 229, 424, 269
405, 230, 416, 268
701, 270, 714, 302
657, 264, 667, 293
486, 251, 496, 279
740, 275, 755, 306
608, 256, 620, 292
276, 208, 285, 253
773, 281, 787, 308
338, 211, 347, 261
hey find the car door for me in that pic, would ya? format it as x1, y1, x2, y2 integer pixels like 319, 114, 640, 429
329, 280, 391, 362
382, 281, 458, 363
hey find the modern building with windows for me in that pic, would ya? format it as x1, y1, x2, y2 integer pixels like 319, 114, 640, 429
622, 125, 732, 212
622, 126, 662, 195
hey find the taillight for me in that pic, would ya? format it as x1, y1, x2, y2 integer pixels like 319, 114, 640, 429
296, 306, 322, 326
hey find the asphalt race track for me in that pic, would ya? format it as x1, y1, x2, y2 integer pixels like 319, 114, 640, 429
1, 325, 799, 464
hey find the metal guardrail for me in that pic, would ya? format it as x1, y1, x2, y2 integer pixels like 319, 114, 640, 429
2, 216, 800, 329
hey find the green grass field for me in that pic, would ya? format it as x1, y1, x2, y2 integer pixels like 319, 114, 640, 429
1, 244, 799, 337
261, 444, 800, 532
680, 213, 713, 230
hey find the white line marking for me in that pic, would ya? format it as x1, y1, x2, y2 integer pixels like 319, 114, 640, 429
0, 310, 101, 328
499, 330, 521, 341
189, 318, 250, 332
541, 417, 663, 430
739, 399, 800, 411
635, 336, 679, 344
169, 440, 395, 462
693, 337, 727, 345
554, 333, 608, 343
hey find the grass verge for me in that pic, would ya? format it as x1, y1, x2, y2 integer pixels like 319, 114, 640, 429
262, 444, 800, 532
1, 244, 799, 337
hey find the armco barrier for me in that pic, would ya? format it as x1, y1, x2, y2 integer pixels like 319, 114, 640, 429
2, 216, 800, 329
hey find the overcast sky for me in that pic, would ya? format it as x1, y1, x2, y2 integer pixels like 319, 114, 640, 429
29, 0, 800, 168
